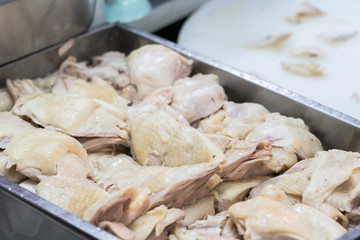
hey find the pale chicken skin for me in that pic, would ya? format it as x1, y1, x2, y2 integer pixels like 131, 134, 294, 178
12, 93, 128, 139
228, 185, 346, 240
250, 150, 360, 222
246, 112, 323, 159
127, 44, 193, 98
94, 154, 220, 208
130, 108, 225, 167
0, 111, 35, 149
170, 74, 227, 123
4, 128, 92, 181
198, 101, 270, 140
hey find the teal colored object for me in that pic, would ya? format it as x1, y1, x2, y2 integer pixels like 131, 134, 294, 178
105, 0, 152, 23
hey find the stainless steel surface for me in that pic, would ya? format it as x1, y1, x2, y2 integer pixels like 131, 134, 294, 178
0, 0, 96, 66
0, 23, 359, 239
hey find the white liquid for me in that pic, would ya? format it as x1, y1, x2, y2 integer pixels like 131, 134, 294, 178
178, 0, 360, 120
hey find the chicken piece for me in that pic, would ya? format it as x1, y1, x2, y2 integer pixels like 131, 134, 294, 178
318, 30, 358, 44
264, 147, 298, 173
128, 205, 185, 240
0, 111, 35, 149
6, 79, 44, 101
198, 102, 270, 140
179, 195, 215, 226
0, 151, 26, 183
219, 139, 272, 180
36, 175, 109, 218
127, 44, 193, 98
0, 88, 14, 111
319, 203, 349, 227
228, 185, 346, 240
289, 46, 326, 58
51, 76, 130, 114
32, 75, 57, 92
83, 187, 151, 226
250, 150, 360, 220
214, 176, 270, 212
12, 93, 128, 139
170, 74, 226, 123
98, 222, 135, 240
130, 108, 224, 167
19, 178, 38, 193
59, 54, 130, 89
281, 61, 324, 77
95, 154, 220, 208
172, 212, 237, 240
4, 128, 91, 181
247, 33, 292, 48
246, 112, 323, 159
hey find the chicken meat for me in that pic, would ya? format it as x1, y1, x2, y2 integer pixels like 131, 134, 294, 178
127, 44, 192, 98
228, 185, 346, 240
198, 102, 270, 140
170, 74, 226, 123
12, 93, 128, 139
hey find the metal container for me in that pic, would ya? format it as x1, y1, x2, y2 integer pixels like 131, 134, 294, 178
0, 0, 96, 66
0, 23, 359, 239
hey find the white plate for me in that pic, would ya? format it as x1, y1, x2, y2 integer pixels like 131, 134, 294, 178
178, 0, 360, 120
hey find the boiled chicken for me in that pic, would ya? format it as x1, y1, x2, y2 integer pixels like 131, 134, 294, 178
171, 212, 238, 240
95, 153, 220, 208
6, 79, 44, 101
127, 44, 193, 98
198, 102, 270, 140
4, 128, 91, 181
228, 185, 346, 240
0, 151, 26, 183
51, 76, 129, 112
130, 108, 224, 167
12, 93, 128, 139
0, 88, 14, 111
170, 74, 226, 123
36, 175, 109, 218
179, 195, 215, 226
0, 111, 35, 149
127, 205, 185, 240
214, 176, 270, 212
246, 112, 323, 159
250, 150, 360, 221
59, 52, 129, 89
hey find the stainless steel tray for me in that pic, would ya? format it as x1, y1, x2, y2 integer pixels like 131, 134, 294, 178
0, 23, 359, 240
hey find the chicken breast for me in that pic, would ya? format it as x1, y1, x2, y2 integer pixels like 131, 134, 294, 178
130, 108, 224, 167
4, 128, 91, 181
170, 74, 226, 123
198, 102, 270, 140
0, 111, 35, 149
246, 112, 323, 159
12, 93, 128, 139
228, 185, 346, 240
95, 154, 220, 208
127, 44, 193, 98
